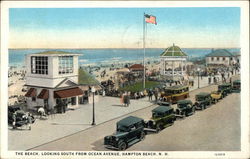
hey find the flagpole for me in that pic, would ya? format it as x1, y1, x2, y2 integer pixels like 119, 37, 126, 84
143, 13, 146, 89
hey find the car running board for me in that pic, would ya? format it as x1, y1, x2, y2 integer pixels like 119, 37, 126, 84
128, 139, 141, 146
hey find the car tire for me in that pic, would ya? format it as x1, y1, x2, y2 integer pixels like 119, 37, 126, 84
139, 131, 146, 140
118, 141, 127, 151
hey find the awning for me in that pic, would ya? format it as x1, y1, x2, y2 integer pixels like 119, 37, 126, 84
37, 89, 49, 99
25, 88, 36, 97
54, 87, 83, 98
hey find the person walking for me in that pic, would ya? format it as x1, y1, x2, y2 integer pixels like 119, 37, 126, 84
120, 92, 124, 106
12, 112, 17, 129
154, 89, 158, 102
27, 113, 33, 130
126, 92, 131, 107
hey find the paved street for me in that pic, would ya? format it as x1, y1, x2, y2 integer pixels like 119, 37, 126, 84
9, 74, 240, 151
30, 81, 240, 151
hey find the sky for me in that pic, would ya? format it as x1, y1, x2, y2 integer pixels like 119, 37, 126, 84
9, 7, 240, 49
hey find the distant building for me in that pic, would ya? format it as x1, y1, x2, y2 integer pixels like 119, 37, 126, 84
25, 51, 83, 112
128, 64, 144, 72
205, 49, 239, 66
160, 44, 188, 80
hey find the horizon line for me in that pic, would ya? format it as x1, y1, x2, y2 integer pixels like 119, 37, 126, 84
9, 47, 241, 50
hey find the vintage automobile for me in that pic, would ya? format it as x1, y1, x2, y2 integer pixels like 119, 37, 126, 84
210, 91, 223, 103
232, 80, 241, 92
146, 106, 176, 132
8, 108, 35, 128
194, 92, 212, 110
218, 83, 232, 97
157, 100, 171, 106
175, 100, 195, 116
160, 85, 189, 104
104, 116, 146, 150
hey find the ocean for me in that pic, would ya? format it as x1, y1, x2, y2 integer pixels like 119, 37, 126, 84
8, 48, 240, 67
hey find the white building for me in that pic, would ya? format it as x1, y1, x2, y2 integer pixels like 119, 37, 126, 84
205, 49, 238, 66
25, 51, 83, 112
160, 44, 188, 80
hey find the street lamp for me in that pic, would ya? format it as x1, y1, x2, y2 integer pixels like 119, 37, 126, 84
197, 68, 200, 89
91, 86, 96, 125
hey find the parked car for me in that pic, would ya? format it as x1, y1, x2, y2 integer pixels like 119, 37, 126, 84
146, 106, 176, 132
218, 83, 232, 96
194, 92, 212, 110
157, 101, 171, 106
232, 80, 241, 92
104, 116, 146, 150
210, 91, 223, 103
8, 108, 35, 128
176, 100, 195, 116
8, 105, 22, 124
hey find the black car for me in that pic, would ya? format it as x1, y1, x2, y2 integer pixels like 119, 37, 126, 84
218, 83, 232, 97
104, 116, 146, 150
195, 92, 212, 110
232, 80, 241, 92
146, 106, 176, 132
176, 100, 195, 116
157, 101, 171, 106
8, 105, 35, 127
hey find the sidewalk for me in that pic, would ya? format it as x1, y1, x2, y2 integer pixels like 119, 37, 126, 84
8, 73, 240, 150
8, 96, 154, 150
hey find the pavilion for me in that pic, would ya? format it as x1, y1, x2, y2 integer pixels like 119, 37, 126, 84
160, 44, 188, 80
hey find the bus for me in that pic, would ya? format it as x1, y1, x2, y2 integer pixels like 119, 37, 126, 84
160, 85, 189, 104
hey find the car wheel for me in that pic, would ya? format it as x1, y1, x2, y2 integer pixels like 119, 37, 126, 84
139, 131, 146, 140
118, 141, 127, 151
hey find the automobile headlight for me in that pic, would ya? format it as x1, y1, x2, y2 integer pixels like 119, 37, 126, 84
115, 137, 119, 141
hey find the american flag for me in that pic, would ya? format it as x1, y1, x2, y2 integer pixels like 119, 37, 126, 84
145, 14, 157, 25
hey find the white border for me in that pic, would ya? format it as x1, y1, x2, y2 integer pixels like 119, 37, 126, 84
1, 1, 249, 159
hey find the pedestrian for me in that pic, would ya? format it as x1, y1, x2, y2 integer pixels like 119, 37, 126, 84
27, 113, 33, 130
102, 89, 105, 97
154, 89, 158, 102
38, 107, 45, 118
120, 92, 124, 106
12, 112, 17, 129
127, 92, 131, 107
213, 76, 216, 83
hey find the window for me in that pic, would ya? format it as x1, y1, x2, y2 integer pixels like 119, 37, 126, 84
211, 57, 214, 61
59, 56, 73, 74
223, 57, 225, 61
217, 57, 220, 61
31, 56, 48, 75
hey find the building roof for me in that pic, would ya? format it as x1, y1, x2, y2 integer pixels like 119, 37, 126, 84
78, 68, 100, 86
161, 44, 187, 57
206, 49, 234, 57
117, 116, 143, 126
152, 106, 173, 113
129, 64, 144, 70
